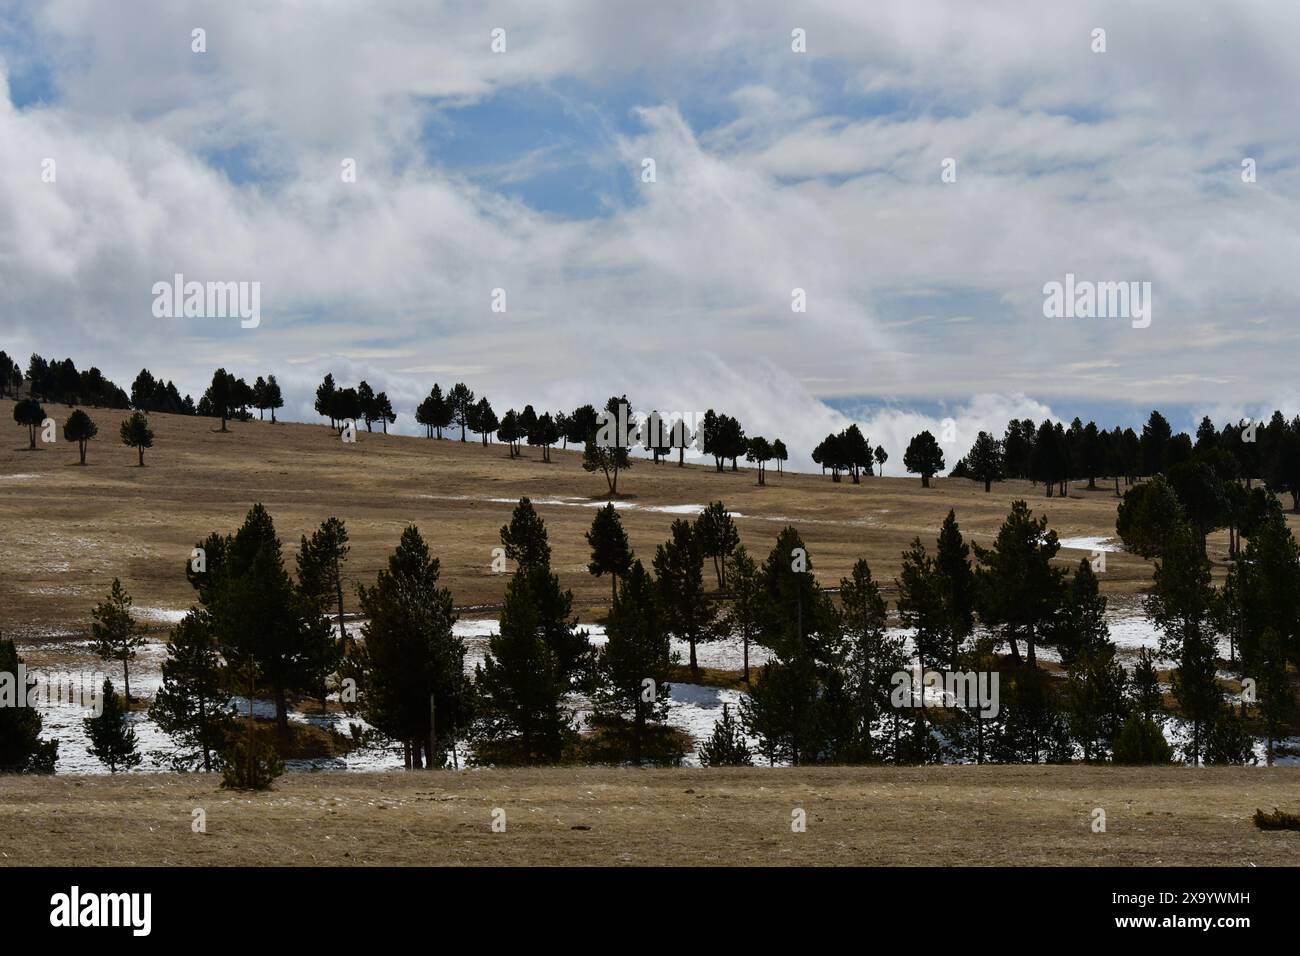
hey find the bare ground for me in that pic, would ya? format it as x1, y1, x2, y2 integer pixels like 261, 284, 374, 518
1, 766, 1296, 866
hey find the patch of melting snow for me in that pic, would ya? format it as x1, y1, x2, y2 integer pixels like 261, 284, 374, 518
133, 606, 189, 624
1107, 616, 1233, 661
0, 473, 39, 480
418, 493, 741, 518
1058, 535, 1122, 553
666, 682, 771, 767
22, 609, 1271, 774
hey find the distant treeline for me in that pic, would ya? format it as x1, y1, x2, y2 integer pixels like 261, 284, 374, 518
7, 349, 1298, 506
318, 375, 788, 490
0, 350, 286, 423
817, 410, 1300, 512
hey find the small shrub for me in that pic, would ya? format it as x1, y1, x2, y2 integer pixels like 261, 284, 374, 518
220, 736, 284, 791
1112, 713, 1174, 765
1253, 808, 1300, 831
699, 704, 752, 767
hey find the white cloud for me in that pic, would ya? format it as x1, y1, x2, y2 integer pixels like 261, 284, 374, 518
2, 0, 1299, 468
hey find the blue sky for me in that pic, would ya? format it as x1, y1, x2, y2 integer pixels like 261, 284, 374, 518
2, 1, 1299, 469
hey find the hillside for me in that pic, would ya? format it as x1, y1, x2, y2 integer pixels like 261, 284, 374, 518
2, 398, 1203, 640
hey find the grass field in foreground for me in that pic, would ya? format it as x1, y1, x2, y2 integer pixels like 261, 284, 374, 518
2, 766, 1297, 866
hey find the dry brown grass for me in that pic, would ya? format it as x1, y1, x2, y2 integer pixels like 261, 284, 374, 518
1, 765, 1297, 866
11, 396, 1283, 640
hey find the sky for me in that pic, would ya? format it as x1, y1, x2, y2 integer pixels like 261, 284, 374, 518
1, 0, 1298, 472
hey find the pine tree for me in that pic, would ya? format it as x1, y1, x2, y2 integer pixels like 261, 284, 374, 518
1029, 419, 1064, 495
567, 404, 599, 447
149, 611, 232, 771
63, 409, 97, 464
471, 397, 497, 445
1169, 629, 1221, 766
894, 540, 950, 759
653, 519, 718, 678
13, 398, 44, 449
741, 657, 817, 765
497, 409, 522, 456
531, 412, 560, 462
220, 733, 284, 790
474, 567, 583, 764
758, 527, 837, 661
475, 504, 589, 763
896, 538, 948, 673
1166, 458, 1230, 556
297, 517, 351, 711
265, 375, 283, 421
1230, 508, 1300, 673
1129, 647, 1163, 723
592, 561, 675, 764
500, 497, 552, 571
584, 396, 636, 494
1256, 630, 1294, 766
1203, 706, 1256, 765
1051, 559, 1109, 667
583, 439, 632, 496
840, 558, 904, 762
992, 665, 1072, 764
297, 517, 351, 649
449, 382, 475, 440
966, 431, 1004, 492
772, 439, 788, 475
586, 503, 633, 608
0, 639, 58, 772
357, 526, 469, 769
1112, 712, 1173, 765
429, 384, 451, 437
1147, 525, 1220, 765
741, 529, 840, 764
314, 373, 338, 428
973, 500, 1065, 666
934, 510, 976, 663
1064, 641, 1128, 762
839, 425, 872, 483
329, 387, 361, 431
119, 411, 154, 465
1141, 410, 1173, 476
1079, 421, 1104, 488
252, 376, 269, 419
745, 436, 773, 484
723, 545, 761, 684
698, 704, 752, 767
417, 384, 450, 438
206, 368, 238, 431
206, 504, 319, 734
85, 679, 142, 773
357, 380, 376, 431
91, 578, 146, 702
375, 392, 396, 433
946, 636, 1001, 764
903, 430, 944, 487
694, 501, 739, 590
